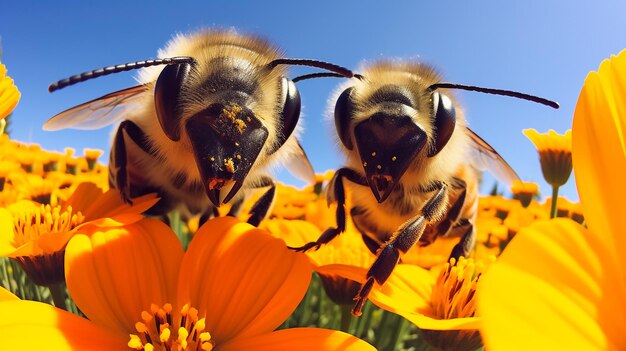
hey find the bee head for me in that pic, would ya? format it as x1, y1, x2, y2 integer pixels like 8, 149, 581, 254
334, 84, 457, 203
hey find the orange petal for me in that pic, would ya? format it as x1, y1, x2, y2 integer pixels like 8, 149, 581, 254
478, 219, 626, 350
0, 287, 19, 301
573, 50, 626, 269
65, 218, 183, 337
178, 217, 312, 344
219, 328, 376, 351
0, 300, 127, 350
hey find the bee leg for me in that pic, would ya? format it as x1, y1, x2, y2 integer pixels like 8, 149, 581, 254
449, 219, 475, 261
112, 120, 154, 204
289, 167, 366, 252
352, 183, 449, 316
247, 176, 276, 227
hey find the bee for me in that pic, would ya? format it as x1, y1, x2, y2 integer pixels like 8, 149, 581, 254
290, 60, 559, 315
44, 29, 355, 224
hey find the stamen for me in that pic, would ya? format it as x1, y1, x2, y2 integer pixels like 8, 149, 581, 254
11, 204, 84, 248
128, 303, 215, 351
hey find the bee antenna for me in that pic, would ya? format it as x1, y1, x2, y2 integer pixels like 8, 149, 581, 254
268, 58, 355, 79
292, 72, 349, 83
48, 56, 196, 93
427, 82, 560, 109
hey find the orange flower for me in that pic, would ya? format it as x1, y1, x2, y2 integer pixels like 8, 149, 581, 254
0, 182, 157, 285
478, 50, 626, 349
0, 217, 376, 350
523, 128, 572, 188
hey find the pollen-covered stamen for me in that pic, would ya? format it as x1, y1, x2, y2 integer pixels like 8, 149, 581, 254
431, 256, 494, 319
128, 303, 215, 351
420, 256, 495, 351
11, 204, 85, 248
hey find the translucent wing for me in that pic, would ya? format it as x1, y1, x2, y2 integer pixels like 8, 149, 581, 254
43, 84, 150, 131
466, 127, 520, 185
284, 140, 316, 185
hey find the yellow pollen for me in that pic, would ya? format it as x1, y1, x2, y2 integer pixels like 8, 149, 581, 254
224, 158, 235, 173
128, 303, 215, 351
392, 156, 397, 161
430, 256, 495, 320
236, 154, 241, 160
371, 151, 376, 157
11, 204, 85, 247
363, 162, 367, 167
210, 157, 215, 162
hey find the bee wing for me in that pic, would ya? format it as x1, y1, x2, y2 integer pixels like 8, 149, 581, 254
43, 84, 150, 131
284, 140, 316, 185
466, 127, 521, 185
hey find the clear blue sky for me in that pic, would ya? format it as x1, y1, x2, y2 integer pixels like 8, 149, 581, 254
2, 1, 626, 201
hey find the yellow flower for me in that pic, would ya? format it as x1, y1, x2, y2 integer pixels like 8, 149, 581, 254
0, 182, 157, 285
330, 256, 493, 351
523, 128, 572, 187
0, 63, 20, 120
510, 180, 539, 207
478, 50, 626, 349
0, 217, 376, 350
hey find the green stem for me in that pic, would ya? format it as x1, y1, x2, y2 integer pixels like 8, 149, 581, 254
48, 283, 68, 311
389, 316, 408, 351
550, 185, 560, 219
340, 304, 353, 332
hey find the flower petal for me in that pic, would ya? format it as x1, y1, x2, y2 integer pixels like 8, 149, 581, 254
178, 217, 311, 344
0, 286, 19, 301
0, 300, 127, 350
0, 208, 18, 256
219, 328, 376, 351
65, 218, 183, 336
478, 218, 626, 350
573, 49, 626, 267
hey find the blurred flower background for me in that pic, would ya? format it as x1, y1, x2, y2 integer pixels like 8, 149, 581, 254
2, 2, 626, 350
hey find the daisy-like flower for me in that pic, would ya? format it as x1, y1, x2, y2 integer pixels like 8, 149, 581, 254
0, 217, 376, 350
0, 182, 157, 286
332, 256, 493, 351
523, 128, 572, 218
522, 128, 572, 188
510, 180, 539, 208
477, 50, 626, 350
0, 62, 20, 120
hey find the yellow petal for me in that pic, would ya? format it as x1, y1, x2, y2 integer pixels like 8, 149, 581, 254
0, 300, 127, 350
65, 219, 183, 337
478, 218, 626, 350
0, 287, 19, 301
219, 328, 376, 351
178, 217, 311, 344
573, 49, 626, 269
0, 208, 18, 256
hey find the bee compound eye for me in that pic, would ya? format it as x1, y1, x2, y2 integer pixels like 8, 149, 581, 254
334, 87, 356, 150
429, 92, 456, 157
268, 78, 301, 155
154, 62, 195, 141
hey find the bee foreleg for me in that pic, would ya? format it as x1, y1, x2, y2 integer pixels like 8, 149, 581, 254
246, 176, 276, 227
112, 120, 153, 204
352, 183, 448, 316
289, 167, 366, 252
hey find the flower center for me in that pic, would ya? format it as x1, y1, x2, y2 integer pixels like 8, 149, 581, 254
128, 303, 215, 351
11, 204, 84, 247
430, 256, 494, 320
